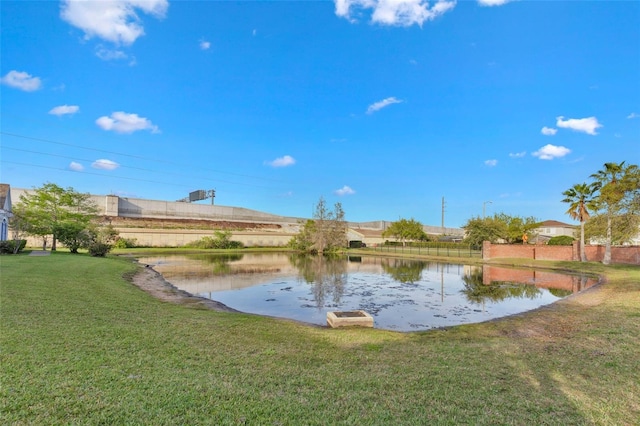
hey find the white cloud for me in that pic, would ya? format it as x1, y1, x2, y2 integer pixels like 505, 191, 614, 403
335, 185, 356, 196
1, 70, 42, 91
199, 39, 211, 50
509, 151, 526, 158
95, 46, 129, 61
92, 159, 120, 170
477, 0, 512, 6
541, 126, 557, 136
96, 111, 160, 134
556, 116, 602, 135
366, 97, 402, 114
627, 112, 640, 119
335, 0, 456, 27
266, 155, 296, 168
532, 144, 571, 160
484, 159, 498, 167
49, 105, 79, 116
69, 162, 84, 171
60, 0, 169, 45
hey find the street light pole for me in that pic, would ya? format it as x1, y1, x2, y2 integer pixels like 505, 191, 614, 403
483, 200, 492, 218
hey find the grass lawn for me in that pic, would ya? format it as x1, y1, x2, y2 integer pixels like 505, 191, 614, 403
1, 252, 639, 425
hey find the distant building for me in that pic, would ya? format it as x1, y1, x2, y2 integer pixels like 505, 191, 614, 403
0, 184, 13, 241
534, 220, 576, 243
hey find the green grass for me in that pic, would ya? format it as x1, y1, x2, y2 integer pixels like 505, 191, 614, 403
1, 252, 639, 425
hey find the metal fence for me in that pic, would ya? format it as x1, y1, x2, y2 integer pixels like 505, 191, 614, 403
366, 243, 482, 258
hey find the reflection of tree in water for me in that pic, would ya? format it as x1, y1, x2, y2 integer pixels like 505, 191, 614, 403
190, 253, 244, 275
381, 259, 429, 284
461, 269, 542, 305
289, 254, 347, 307
548, 287, 572, 298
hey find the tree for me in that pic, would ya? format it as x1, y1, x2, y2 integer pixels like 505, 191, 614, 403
562, 182, 597, 262
590, 162, 640, 264
14, 182, 98, 251
462, 216, 506, 247
382, 218, 427, 246
494, 213, 541, 244
462, 213, 540, 246
54, 222, 93, 253
583, 212, 640, 246
288, 197, 347, 254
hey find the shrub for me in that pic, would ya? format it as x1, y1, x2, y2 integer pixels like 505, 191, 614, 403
0, 240, 27, 254
88, 242, 112, 257
188, 231, 244, 249
548, 235, 575, 246
113, 237, 137, 249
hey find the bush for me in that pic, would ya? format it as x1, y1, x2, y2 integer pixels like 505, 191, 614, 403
88, 242, 112, 257
113, 237, 137, 249
0, 240, 27, 254
188, 231, 244, 249
548, 235, 575, 246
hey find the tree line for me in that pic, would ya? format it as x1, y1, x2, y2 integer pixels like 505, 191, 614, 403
10, 161, 638, 263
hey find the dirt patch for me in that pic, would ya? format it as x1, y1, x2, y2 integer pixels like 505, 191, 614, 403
102, 215, 282, 231
126, 262, 240, 312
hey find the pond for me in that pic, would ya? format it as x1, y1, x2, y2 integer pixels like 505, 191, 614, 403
137, 253, 599, 332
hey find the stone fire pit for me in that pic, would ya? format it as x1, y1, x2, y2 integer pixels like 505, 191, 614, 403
327, 310, 374, 328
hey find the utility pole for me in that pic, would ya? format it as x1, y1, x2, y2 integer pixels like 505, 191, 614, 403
483, 200, 492, 218
441, 196, 445, 235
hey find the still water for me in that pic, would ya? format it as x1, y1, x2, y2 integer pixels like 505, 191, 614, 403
138, 253, 598, 332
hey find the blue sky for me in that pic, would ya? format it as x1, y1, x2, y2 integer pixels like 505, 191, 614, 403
1, 0, 638, 228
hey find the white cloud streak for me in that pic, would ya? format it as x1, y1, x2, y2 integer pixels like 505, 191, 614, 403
96, 111, 160, 134
335, 0, 456, 27
199, 40, 211, 50
477, 0, 512, 6
627, 112, 640, 119
92, 159, 120, 170
60, 0, 169, 45
95, 46, 129, 61
532, 144, 571, 160
1, 70, 42, 91
366, 97, 402, 114
556, 116, 602, 135
484, 159, 498, 167
541, 126, 557, 136
267, 155, 296, 168
509, 151, 526, 158
49, 105, 79, 116
335, 185, 356, 196
69, 162, 84, 171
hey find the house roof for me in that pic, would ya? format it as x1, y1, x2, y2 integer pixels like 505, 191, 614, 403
539, 220, 575, 228
0, 184, 11, 212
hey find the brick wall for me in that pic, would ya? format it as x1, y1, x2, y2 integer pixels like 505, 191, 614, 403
483, 241, 639, 265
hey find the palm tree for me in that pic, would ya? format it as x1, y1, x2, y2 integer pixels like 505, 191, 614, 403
590, 162, 628, 265
562, 182, 597, 262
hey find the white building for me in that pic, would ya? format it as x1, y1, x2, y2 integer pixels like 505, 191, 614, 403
534, 220, 576, 243
0, 184, 13, 241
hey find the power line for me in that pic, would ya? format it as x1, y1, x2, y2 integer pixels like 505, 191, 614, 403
2, 160, 196, 188
0, 130, 284, 183
1, 145, 277, 189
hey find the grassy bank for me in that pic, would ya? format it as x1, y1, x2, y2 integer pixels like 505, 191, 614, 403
1, 252, 638, 424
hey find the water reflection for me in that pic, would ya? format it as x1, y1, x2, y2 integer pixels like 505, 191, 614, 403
137, 253, 598, 331
461, 268, 548, 305
290, 254, 347, 307
381, 259, 426, 284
